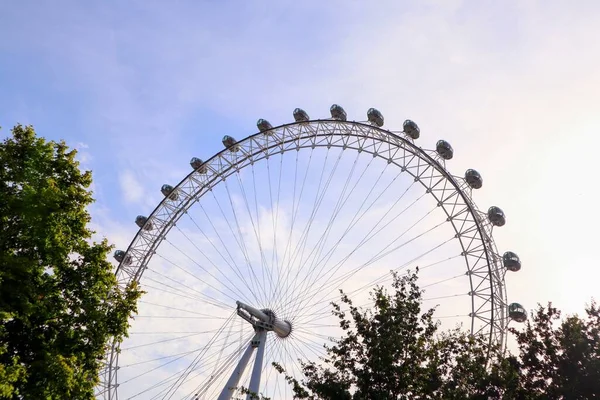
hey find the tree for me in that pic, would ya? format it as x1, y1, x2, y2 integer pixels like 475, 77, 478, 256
277, 266, 600, 399
509, 301, 600, 399
278, 269, 516, 399
0, 125, 141, 399
0, 335, 25, 398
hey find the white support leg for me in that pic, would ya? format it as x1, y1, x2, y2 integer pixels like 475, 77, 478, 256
219, 301, 291, 399
246, 330, 266, 400
217, 334, 257, 400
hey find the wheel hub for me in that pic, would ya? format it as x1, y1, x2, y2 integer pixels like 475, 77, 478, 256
236, 301, 292, 338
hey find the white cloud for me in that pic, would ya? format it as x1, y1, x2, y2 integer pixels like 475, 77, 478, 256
119, 169, 145, 204
74, 141, 92, 166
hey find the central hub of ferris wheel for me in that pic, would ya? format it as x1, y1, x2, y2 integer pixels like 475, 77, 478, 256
217, 302, 292, 400
236, 301, 293, 338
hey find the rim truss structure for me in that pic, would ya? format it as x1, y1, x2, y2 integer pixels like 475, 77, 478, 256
97, 118, 511, 399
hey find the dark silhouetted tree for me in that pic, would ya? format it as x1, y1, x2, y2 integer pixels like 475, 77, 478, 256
277, 269, 518, 399
508, 301, 600, 399
278, 268, 600, 399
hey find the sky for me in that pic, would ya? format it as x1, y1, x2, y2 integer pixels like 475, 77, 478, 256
2, 0, 600, 397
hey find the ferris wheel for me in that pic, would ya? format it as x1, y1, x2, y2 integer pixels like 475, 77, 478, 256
96, 105, 526, 400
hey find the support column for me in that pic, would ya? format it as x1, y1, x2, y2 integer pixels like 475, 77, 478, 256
246, 330, 266, 400
217, 334, 257, 400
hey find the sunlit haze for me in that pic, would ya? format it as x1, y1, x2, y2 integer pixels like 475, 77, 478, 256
2, 1, 599, 398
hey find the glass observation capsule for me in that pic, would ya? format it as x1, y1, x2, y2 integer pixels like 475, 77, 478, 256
113, 250, 131, 265
257, 119, 273, 133
293, 108, 310, 122
222, 135, 239, 151
367, 108, 384, 127
508, 303, 527, 323
135, 215, 153, 231
330, 104, 347, 121
190, 157, 207, 173
465, 169, 483, 189
436, 140, 454, 160
503, 251, 521, 272
161, 184, 179, 201
403, 119, 420, 139
488, 206, 506, 227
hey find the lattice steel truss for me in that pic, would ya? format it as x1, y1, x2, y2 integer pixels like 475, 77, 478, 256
95, 120, 509, 400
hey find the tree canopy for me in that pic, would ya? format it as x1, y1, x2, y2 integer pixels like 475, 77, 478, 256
278, 269, 600, 399
0, 125, 140, 399
508, 301, 600, 399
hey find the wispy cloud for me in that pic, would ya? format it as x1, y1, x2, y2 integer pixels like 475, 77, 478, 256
3, 0, 600, 397
119, 170, 145, 204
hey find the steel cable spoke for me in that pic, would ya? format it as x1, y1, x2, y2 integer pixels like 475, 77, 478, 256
283, 209, 445, 318
184, 211, 259, 304
282, 180, 424, 317
284, 151, 364, 313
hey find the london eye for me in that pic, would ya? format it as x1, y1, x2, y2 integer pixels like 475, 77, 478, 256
96, 105, 526, 399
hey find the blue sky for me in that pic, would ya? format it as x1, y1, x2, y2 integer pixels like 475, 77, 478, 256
2, 1, 600, 394
3, 0, 600, 310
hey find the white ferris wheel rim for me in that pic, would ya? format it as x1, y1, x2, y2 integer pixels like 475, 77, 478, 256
97, 117, 510, 400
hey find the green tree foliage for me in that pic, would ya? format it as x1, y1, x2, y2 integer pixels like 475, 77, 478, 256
0, 125, 141, 399
279, 269, 600, 399
278, 269, 514, 399
0, 335, 25, 398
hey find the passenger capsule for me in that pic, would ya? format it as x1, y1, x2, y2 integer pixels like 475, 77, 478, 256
403, 120, 420, 139
503, 251, 521, 272
488, 206, 506, 227
508, 303, 527, 323
161, 184, 179, 201
293, 108, 310, 122
436, 140, 454, 160
257, 119, 273, 133
114, 250, 132, 265
190, 157, 207, 173
330, 104, 347, 121
222, 135, 239, 151
465, 169, 483, 189
367, 108, 384, 127
135, 215, 153, 231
